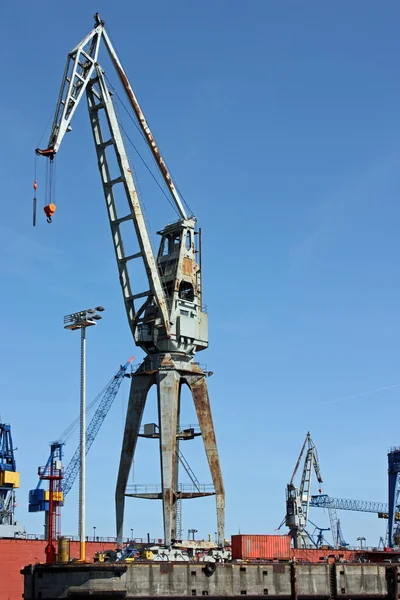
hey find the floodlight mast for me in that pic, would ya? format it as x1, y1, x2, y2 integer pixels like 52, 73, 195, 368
36, 14, 225, 548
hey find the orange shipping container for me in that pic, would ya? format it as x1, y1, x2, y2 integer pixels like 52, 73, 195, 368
291, 548, 356, 563
231, 534, 291, 560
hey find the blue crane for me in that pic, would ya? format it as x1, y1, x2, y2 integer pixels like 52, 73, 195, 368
310, 494, 390, 514
310, 494, 400, 547
29, 358, 133, 513
62, 358, 133, 495
388, 447, 400, 548
0, 424, 19, 527
336, 520, 348, 547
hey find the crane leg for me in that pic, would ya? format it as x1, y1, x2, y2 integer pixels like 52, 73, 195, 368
186, 374, 225, 546
157, 369, 180, 547
172, 389, 181, 540
115, 373, 154, 546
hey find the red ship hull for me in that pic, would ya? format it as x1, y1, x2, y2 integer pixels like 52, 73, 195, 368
0, 538, 117, 600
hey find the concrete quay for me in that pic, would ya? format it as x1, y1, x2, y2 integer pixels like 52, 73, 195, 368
22, 561, 399, 600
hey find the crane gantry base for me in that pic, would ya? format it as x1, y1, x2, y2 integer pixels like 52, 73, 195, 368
115, 353, 225, 548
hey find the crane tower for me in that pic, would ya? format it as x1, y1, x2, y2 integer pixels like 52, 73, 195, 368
286, 432, 323, 548
0, 423, 25, 537
35, 14, 224, 547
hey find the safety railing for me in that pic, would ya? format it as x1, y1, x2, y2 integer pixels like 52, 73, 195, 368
125, 483, 214, 494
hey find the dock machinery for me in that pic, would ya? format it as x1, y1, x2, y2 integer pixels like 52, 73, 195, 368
387, 447, 400, 547
29, 360, 133, 533
286, 432, 323, 548
0, 423, 25, 537
35, 14, 224, 547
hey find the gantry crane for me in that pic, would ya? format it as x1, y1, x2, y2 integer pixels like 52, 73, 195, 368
0, 424, 24, 537
388, 447, 400, 547
35, 13, 224, 547
286, 432, 323, 548
310, 493, 400, 547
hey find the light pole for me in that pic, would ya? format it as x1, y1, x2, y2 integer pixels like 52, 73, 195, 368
130, 528, 133, 541
93, 526, 96, 541
188, 528, 198, 541
64, 306, 104, 561
357, 536, 366, 550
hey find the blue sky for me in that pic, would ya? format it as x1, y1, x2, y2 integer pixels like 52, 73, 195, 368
0, 0, 399, 548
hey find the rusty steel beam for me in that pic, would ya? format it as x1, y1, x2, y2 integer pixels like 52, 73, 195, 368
187, 374, 225, 547
102, 29, 188, 221
116, 373, 154, 546
116, 358, 225, 548
157, 369, 180, 545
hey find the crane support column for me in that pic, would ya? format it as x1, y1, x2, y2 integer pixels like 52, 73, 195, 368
116, 356, 225, 548
116, 374, 154, 546
186, 374, 225, 547
158, 369, 180, 546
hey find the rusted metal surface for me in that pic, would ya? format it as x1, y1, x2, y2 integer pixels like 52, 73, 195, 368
115, 374, 154, 546
126, 491, 215, 500
291, 548, 356, 562
103, 29, 188, 221
115, 356, 225, 548
157, 370, 180, 546
182, 257, 193, 276
86, 73, 172, 340
231, 535, 291, 560
187, 373, 225, 546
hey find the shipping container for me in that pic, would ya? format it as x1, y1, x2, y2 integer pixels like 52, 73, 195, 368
291, 548, 356, 562
231, 534, 291, 560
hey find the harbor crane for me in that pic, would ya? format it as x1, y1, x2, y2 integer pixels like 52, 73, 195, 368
35, 13, 224, 547
311, 494, 400, 547
0, 424, 24, 537
285, 432, 323, 548
388, 447, 400, 547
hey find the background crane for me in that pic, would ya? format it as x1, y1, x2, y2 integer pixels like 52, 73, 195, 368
336, 520, 348, 547
285, 432, 323, 548
310, 494, 398, 516
61, 358, 133, 496
310, 494, 400, 548
29, 359, 133, 527
388, 447, 400, 547
0, 424, 24, 537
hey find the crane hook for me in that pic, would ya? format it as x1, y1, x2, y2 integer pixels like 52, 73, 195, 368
44, 203, 56, 224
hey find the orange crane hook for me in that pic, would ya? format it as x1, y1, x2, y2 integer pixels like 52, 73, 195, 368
44, 203, 56, 223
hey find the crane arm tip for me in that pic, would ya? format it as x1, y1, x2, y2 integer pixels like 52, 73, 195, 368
35, 147, 56, 158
